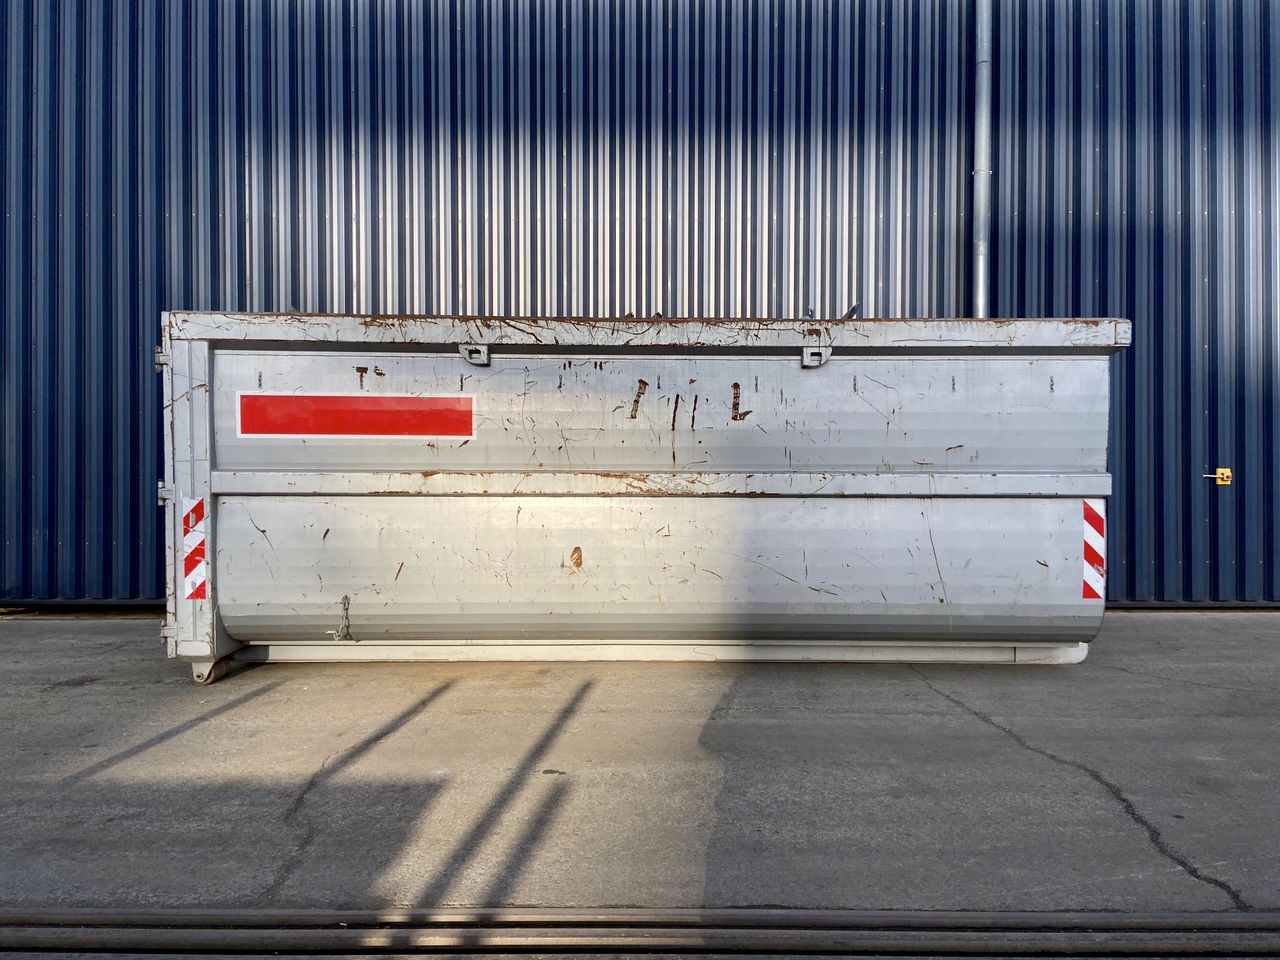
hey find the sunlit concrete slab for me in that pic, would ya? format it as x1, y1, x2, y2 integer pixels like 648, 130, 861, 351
0, 611, 1276, 912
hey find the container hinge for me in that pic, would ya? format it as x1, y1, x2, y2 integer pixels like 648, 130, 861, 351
154, 346, 171, 372
157, 481, 174, 506
459, 343, 490, 366
160, 619, 176, 658
801, 345, 832, 368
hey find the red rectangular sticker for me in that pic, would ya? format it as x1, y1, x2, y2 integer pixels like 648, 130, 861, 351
238, 393, 473, 438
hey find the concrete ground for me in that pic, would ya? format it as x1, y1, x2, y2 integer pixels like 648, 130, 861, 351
0, 611, 1277, 914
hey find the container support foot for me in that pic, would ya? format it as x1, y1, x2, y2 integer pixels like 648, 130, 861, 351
190, 659, 232, 685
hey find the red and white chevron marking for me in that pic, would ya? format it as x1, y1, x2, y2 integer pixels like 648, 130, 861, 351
1082, 498, 1106, 600
182, 497, 207, 600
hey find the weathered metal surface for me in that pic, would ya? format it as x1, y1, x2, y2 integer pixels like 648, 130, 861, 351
213, 494, 1101, 646
209, 472, 1110, 499
169, 312, 1131, 350
162, 311, 1126, 664
209, 352, 1112, 476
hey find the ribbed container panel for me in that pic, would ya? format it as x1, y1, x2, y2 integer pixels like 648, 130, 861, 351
1, 0, 1275, 602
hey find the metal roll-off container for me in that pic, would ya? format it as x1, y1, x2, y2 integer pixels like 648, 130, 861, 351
159, 312, 1130, 681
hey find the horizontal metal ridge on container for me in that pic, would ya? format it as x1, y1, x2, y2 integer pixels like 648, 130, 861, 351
167, 311, 1131, 350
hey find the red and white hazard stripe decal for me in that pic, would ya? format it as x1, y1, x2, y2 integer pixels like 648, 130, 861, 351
238, 393, 473, 438
182, 497, 208, 601
1082, 498, 1106, 600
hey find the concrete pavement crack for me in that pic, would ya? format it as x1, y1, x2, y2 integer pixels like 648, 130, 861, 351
282, 747, 342, 823
910, 667, 1253, 911
260, 748, 342, 903
257, 683, 455, 904
1098, 663, 1277, 696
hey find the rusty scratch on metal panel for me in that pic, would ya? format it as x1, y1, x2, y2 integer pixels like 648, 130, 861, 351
628, 379, 649, 419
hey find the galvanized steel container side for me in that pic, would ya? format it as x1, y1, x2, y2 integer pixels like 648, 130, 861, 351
162, 312, 1124, 666
2, 0, 1276, 603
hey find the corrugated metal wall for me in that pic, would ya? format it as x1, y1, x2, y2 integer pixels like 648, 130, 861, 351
991, 0, 1278, 601
1, 0, 1275, 603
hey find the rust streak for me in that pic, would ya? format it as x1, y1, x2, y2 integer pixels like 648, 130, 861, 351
394, 561, 405, 581
569, 546, 584, 570
628, 378, 649, 419
670, 394, 681, 430
731, 383, 752, 421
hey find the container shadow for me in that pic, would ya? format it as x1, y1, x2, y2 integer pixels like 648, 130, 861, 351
62, 680, 284, 783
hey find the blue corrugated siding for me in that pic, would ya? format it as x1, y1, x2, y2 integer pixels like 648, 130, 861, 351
991, 0, 1279, 601
4, 0, 160, 602
0, 0, 1275, 602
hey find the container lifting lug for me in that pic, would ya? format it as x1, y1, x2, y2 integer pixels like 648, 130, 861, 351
801, 345, 832, 368
459, 343, 490, 366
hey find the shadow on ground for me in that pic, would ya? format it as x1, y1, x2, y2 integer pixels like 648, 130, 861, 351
0, 612, 1277, 911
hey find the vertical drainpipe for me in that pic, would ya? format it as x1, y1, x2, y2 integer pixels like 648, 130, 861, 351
972, 0, 993, 318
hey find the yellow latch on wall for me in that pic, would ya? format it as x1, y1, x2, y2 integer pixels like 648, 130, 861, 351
1203, 468, 1233, 485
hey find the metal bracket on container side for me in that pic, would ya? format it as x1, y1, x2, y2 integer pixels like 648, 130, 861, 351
154, 346, 170, 371
801, 345, 832, 368
157, 481, 174, 506
459, 343, 490, 366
